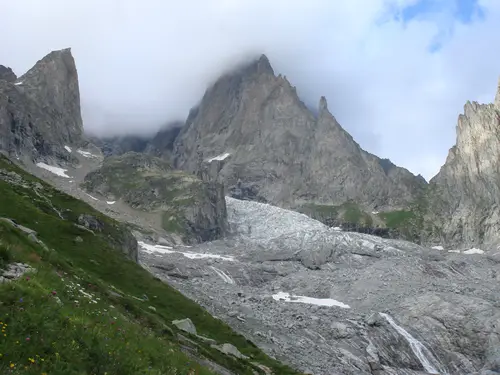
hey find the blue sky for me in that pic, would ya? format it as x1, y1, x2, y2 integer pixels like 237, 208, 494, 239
401, 0, 484, 23
389, 0, 487, 52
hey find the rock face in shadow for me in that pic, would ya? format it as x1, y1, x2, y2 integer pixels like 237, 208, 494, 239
0, 49, 84, 164
82, 152, 227, 244
172, 54, 426, 211
422, 78, 500, 248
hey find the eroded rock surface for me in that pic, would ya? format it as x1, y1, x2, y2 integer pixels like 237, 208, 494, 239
172, 55, 425, 211
0, 49, 84, 164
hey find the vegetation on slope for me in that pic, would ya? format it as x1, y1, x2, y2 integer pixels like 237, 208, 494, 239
82, 152, 226, 242
297, 202, 373, 227
0, 155, 299, 375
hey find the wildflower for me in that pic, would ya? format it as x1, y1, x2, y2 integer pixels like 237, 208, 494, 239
28, 357, 35, 363
51, 290, 57, 296
9, 363, 14, 368
26, 337, 30, 341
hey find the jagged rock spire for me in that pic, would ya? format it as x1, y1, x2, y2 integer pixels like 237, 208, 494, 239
319, 96, 328, 112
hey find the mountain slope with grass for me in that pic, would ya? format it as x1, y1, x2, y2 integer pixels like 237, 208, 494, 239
0, 154, 300, 375
82, 152, 228, 244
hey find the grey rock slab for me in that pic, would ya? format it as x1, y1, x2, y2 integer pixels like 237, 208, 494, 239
172, 318, 197, 335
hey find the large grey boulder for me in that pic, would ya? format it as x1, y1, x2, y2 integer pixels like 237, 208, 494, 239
172, 318, 197, 335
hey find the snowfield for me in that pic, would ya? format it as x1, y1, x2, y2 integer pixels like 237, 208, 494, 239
36, 162, 71, 178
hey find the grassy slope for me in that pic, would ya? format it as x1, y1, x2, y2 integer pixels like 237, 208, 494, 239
0, 156, 300, 375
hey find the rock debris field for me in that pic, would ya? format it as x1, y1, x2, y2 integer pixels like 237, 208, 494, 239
140, 197, 500, 375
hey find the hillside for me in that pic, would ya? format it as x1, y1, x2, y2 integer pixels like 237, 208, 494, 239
0, 154, 299, 375
82, 152, 228, 244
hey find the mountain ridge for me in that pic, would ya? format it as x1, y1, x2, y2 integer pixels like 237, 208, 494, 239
171, 54, 426, 212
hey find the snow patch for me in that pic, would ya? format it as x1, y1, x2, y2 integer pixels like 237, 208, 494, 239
138, 242, 235, 261
14, 81, 23, 86
210, 266, 235, 284
372, 211, 379, 215
36, 162, 71, 178
272, 292, 350, 309
107, 201, 116, 205
64, 145, 72, 153
84, 193, 99, 201
448, 250, 461, 253
463, 248, 484, 255
138, 242, 174, 254
333, 226, 342, 231
207, 152, 230, 162
432, 245, 444, 251
77, 150, 98, 158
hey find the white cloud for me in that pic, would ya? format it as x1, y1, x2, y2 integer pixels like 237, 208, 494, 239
1, 0, 499, 180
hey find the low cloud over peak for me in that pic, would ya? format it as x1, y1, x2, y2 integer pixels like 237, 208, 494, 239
2, 0, 500, 180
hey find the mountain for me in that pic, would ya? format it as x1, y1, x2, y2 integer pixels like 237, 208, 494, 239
3, 46, 500, 375
0, 48, 84, 165
410, 78, 500, 249
172, 55, 426, 213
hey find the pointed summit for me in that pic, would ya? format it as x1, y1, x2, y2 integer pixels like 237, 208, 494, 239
238, 54, 275, 77
319, 96, 328, 112
19, 48, 83, 143
0, 65, 16, 83
0, 47, 84, 162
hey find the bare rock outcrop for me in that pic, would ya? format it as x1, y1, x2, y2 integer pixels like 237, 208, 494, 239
0, 48, 84, 164
423, 78, 500, 248
0, 65, 17, 83
82, 152, 228, 243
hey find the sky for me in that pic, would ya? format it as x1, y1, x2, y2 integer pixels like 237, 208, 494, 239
1, 0, 500, 181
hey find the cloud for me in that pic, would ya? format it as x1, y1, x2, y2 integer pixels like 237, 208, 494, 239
1, 0, 499, 180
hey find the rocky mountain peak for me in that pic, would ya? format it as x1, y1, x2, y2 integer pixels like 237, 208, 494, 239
173, 54, 425, 211
0, 65, 16, 82
425, 74, 500, 248
0, 48, 84, 163
247, 54, 274, 76
318, 95, 328, 112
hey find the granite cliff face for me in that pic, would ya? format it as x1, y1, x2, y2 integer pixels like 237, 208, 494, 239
0, 48, 83, 164
173, 55, 425, 211
423, 79, 500, 249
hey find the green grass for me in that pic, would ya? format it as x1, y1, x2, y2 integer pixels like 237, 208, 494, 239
0, 155, 301, 375
298, 202, 373, 226
379, 210, 415, 228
